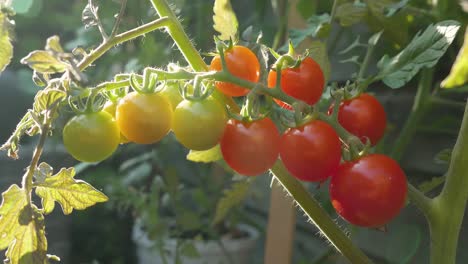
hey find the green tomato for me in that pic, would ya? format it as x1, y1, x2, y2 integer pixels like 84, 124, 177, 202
172, 97, 227, 151
159, 82, 183, 110
63, 111, 120, 162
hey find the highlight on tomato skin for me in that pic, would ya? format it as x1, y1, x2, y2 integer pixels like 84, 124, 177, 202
279, 119, 341, 182
209, 45, 260, 97
62, 111, 121, 163
332, 93, 387, 146
220, 117, 281, 176
116, 91, 173, 144
329, 154, 408, 228
267, 57, 325, 110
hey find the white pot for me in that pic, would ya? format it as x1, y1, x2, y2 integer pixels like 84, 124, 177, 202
132, 223, 259, 264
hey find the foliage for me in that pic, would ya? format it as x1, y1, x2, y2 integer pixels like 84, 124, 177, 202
0, 0, 466, 263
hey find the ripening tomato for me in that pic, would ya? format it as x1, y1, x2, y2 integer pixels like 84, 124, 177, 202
116, 92, 172, 144
280, 120, 341, 182
63, 111, 120, 162
220, 118, 280, 176
329, 154, 407, 227
209, 45, 260, 97
267, 57, 324, 109
172, 97, 227, 151
103, 101, 129, 144
332, 93, 387, 145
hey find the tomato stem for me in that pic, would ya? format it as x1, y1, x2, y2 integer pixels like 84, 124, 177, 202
270, 160, 373, 264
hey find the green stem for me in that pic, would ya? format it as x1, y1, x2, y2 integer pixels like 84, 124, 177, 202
270, 161, 373, 264
429, 100, 468, 264
21, 123, 49, 203
78, 16, 171, 70
149, 0, 207, 71
390, 69, 433, 161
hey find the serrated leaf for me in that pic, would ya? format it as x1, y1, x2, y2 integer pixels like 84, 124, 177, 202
187, 145, 222, 163
335, 2, 368, 27
213, 179, 252, 224
365, 0, 409, 45
45, 36, 64, 53
377, 20, 461, 89
308, 40, 331, 82
213, 0, 238, 41
0, 185, 28, 250
5, 205, 48, 264
418, 176, 445, 194
34, 162, 53, 184
35, 167, 108, 215
0, 112, 35, 159
20, 50, 68, 74
442, 27, 468, 88
289, 14, 331, 48
33, 89, 66, 114
0, 11, 13, 74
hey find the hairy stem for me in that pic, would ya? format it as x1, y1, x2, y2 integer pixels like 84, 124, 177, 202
429, 100, 468, 264
270, 161, 373, 264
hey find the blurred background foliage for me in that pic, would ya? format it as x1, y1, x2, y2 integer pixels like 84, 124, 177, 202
1, 0, 467, 263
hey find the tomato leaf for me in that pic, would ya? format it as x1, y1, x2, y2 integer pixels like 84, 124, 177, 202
45, 35, 64, 53
308, 40, 331, 83
4, 205, 48, 264
213, 179, 252, 225
0, 11, 13, 74
335, 2, 368, 27
365, 0, 409, 45
33, 89, 66, 114
442, 27, 468, 88
376, 20, 461, 89
213, 0, 238, 41
289, 14, 330, 48
35, 167, 108, 215
0, 112, 35, 159
0, 185, 28, 250
187, 145, 222, 163
20, 50, 69, 74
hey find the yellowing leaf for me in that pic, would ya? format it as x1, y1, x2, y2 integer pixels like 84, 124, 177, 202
213, 0, 238, 41
20, 50, 68, 74
33, 89, 66, 114
35, 167, 108, 215
45, 35, 64, 53
0, 185, 28, 250
0, 11, 13, 74
442, 27, 468, 88
5, 205, 48, 264
187, 145, 222, 163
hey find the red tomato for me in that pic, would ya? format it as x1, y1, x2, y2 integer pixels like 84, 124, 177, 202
267, 57, 324, 109
329, 154, 407, 227
280, 120, 341, 182
332, 93, 387, 145
209, 45, 260, 97
220, 118, 280, 176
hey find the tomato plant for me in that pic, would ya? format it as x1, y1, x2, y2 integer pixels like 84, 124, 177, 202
331, 93, 387, 145
103, 101, 129, 144
267, 57, 325, 109
329, 154, 408, 228
159, 82, 183, 111
116, 92, 173, 144
280, 120, 341, 182
63, 111, 120, 163
220, 118, 280, 176
172, 96, 227, 151
209, 45, 260, 97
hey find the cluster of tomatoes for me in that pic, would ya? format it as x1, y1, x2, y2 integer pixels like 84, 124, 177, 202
62, 45, 407, 228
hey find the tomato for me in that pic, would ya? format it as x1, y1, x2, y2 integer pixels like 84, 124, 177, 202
172, 97, 227, 150
267, 57, 324, 109
280, 120, 341, 182
220, 118, 280, 176
103, 101, 129, 144
159, 82, 183, 110
209, 45, 260, 97
329, 154, 407, 227
333, 93, 387, 145
63, 111, 120, 162
116, 92, 172, 144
